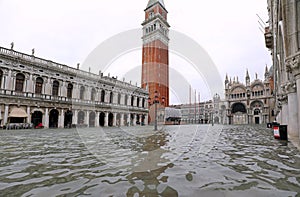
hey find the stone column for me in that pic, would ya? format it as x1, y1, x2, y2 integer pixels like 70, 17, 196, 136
27, 106, 31, 123
86, 111, 89, 127
60, 109, 65, 128
288, 55, 300, 140
45, 108, 49, 128
95, 112, 100, 127
296, 78, 300, 139
144, 114, 149, 125
4, 105, 9, 124
281, 97, 288, 125
120, 114, 124, 126
127, 113, 131, 126
1, 75, 5, 89
113, 113, 117, 126
286, 81, 299, 137
105, 112, 109, 127
73, 110, 78, 125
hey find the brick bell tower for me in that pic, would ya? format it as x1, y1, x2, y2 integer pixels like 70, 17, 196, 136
141, 0, 170, 122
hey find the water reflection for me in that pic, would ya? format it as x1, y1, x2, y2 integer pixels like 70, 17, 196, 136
0, 125, 299, 196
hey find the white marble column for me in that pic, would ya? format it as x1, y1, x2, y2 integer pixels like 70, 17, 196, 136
4, 105, 8, 124
113, 113, 117, 126
27, 106, 31, 123
95, 112, 100, 127
297, 78, 300, 140
127, 114, 131, 126
1, 75, 5, 89
73, 110, 78, 125
133, 114, 136, 126
60, 109, 65, 128
120, 114, 124, 126
281, 101, 288, 125
86, 111, 89, 126
0, 108, 2, 123
45, 108, 49, 128
105, 112, 109, 127
288, 92, 299, 137
144, 115, 148, 125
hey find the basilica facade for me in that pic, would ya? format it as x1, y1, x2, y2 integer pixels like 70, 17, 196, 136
0, 46, 148, 128
224, 69, 276, 125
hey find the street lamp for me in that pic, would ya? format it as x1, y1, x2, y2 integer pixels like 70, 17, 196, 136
148, 91, 160, 131
154, 90, 159, 131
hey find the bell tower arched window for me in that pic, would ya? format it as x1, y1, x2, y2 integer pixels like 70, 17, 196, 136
15, 73, 25, 92
109, 92, 114, 103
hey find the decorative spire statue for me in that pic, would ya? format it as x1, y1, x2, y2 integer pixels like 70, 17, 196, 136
10, 42, 14, 50
32, 48, 35, 56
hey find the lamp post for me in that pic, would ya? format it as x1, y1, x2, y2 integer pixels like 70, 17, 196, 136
148, 91, 160, 131
154, 90, 159, 131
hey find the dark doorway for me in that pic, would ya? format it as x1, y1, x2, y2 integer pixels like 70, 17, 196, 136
255, 117, 260, 124
49, 109, 59, 128
78, 111, 85, 125
89, 112, 96, 127
108, 113, 114, 127
99, 112, 105, 127
64, 110, 73, 128
32, 111, 43, 127
123, 114, 128, 126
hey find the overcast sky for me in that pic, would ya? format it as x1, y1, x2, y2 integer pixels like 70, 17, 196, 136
0, 0, 272, 103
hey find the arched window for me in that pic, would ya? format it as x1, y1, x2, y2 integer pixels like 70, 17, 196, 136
35, 77, 43, 94
101, 90, 105, 102
142, 98, 145, 108
91, 88, 96, 101
131, 95, 134, 106
52, 80, 59, 96
67, 83, 73, 98
254, 109, 260, 115
110, 92, 114, 103
80, 86, 85, 100
124, 95, 128, 105
0, 70, 3, 88
15, 73, 25, 92
118, 93, 121, 104
137, 97, 140, 107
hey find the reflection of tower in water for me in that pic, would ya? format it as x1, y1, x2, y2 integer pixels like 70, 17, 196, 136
127, 131, 178, 196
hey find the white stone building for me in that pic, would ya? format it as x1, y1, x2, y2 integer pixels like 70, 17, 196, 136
0, 46, 148, 128
265, 0, 300, 139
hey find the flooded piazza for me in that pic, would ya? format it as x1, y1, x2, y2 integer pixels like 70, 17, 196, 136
0, 125, 300, 197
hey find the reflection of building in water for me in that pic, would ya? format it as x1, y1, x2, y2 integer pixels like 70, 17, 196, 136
224, 69, 275, 125
0, 46, 148, 128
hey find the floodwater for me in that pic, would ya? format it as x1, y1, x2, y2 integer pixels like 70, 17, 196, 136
0, 125, 300, 197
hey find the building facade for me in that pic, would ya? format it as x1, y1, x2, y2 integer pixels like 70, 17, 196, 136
0, 46, 148, 128
141, 0, 170, 123
171, 94, 226, 125
265, 0, 300, 139
224, 69, 275, 125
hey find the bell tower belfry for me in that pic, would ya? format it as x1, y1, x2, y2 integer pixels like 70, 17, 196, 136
141, 0, 170, 109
